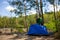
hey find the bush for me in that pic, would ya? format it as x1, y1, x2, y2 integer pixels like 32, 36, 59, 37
45, 22, 56, 32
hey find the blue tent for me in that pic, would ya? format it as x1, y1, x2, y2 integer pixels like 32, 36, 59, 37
27, 24, 49, 35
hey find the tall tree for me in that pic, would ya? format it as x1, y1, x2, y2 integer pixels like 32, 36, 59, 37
36, 0, 41, 18
47, 0, 59, 31
23, 0, 28, 31
26, 0, 42, 18
8, 0, 31, 32
40, 0, 44, 25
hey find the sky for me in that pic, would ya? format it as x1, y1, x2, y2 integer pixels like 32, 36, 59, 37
0, 0, 16, 17
0, 0, 60, 17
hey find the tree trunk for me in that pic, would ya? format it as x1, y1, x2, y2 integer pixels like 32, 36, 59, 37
24, 1, 28, 32
53, 0, 58, 32
40, 0, 44, 25
36, 0, 41, 18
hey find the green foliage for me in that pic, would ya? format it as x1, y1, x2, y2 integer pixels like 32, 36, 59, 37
54, 11, 60, 39
0, 12, 60, 33
16, 28, 24, 33
57, 12, 60, 31
45, 22, 56, 32
44, 13, 57, 32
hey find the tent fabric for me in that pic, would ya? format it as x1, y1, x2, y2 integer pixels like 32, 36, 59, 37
27, 24, 49, 35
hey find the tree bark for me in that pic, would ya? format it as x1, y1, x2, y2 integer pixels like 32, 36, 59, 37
24, 0, 28, 32
40, 0, 44, 25
36, 0, 41, 18
53, 0, 58, 32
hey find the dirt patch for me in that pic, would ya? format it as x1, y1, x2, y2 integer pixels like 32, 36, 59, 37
0, 34, 60, 40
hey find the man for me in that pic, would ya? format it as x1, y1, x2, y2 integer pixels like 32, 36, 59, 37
36, 18, 43, 25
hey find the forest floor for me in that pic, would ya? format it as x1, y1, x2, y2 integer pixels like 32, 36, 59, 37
0, 33, 60, 40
